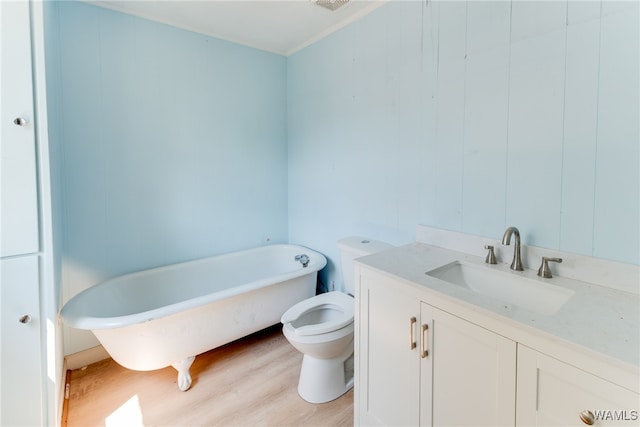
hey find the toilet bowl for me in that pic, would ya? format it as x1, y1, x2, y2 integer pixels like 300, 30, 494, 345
281, 291, 354, 403
281, 237, 394, 404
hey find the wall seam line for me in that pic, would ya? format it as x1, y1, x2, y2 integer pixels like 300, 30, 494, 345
591, 0, 604, 257
503, 0, 513, 229
558, 0, 569, 251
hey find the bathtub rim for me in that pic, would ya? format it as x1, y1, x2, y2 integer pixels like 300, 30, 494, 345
60, 244, 326, 330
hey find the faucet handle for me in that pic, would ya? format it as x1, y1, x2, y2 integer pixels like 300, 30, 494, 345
537, 257, 562, 278
484, 245, 497, 264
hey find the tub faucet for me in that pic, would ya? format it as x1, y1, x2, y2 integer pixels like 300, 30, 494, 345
295, 254, 310, 268
502, 226, 524, 271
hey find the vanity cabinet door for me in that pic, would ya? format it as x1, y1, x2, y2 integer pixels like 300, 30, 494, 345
357, 270, 422, 426
0, 256, 42, 426
0, 0, 39, 257
421, 304, 517, 427
516, 345, 639, 426
356, 267, 517, 427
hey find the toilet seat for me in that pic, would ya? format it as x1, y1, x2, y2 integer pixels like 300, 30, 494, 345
280, 291, 354, 336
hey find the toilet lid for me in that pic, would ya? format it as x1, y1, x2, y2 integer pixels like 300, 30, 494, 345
281, 291, 354, 336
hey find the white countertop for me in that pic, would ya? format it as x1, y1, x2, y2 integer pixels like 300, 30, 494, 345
356, 242, 640, 390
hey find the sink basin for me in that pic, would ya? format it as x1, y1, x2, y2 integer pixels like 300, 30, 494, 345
426, 261, 574, 315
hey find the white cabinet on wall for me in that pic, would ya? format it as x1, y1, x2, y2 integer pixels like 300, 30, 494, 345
357, 269, 517, 426
0, 1, 47, 425
0, 257, 42, 427
0, 0, 39, 258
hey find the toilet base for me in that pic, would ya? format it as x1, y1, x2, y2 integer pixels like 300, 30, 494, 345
297, 340, 354, 404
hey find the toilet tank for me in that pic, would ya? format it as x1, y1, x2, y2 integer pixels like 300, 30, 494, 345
337, 236, 394, 295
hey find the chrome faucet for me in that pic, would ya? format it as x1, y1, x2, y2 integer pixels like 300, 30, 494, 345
502, 226, 524, 271
295, 254, 310, 268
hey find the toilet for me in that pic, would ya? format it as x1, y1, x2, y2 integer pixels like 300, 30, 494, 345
281, 236, 393, 403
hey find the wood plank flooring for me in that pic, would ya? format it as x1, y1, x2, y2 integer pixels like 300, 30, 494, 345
65, 325, 353, 426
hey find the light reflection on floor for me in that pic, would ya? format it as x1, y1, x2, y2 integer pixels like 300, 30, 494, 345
105, 395, 144, 427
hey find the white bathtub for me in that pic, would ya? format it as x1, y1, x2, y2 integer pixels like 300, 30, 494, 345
61, 244, 326, 390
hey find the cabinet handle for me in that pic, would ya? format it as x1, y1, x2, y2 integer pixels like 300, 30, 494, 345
409, 317, 417, 350
13, 117, 27, 126
579, 410, 595, 425
421, 324, 429, 358
18, 314, 31, 324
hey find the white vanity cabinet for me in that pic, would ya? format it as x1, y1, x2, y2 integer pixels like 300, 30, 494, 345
356, 268, 517, 426
516, 345, 639, 427
356, 264, 639, 427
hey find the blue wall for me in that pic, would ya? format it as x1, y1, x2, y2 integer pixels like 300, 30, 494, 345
53, 2, 288, 274
45, 2, 287, 352
288, 1, 639, 290
46, 1, 638, 351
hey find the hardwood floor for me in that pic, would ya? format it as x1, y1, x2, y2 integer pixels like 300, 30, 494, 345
65, 325, 353, 426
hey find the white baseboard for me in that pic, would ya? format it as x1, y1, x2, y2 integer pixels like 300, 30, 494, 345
64, 345, 110, 370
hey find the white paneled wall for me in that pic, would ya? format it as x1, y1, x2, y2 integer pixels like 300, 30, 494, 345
432, 0, 639, 252
431, 0, 638, 258
288, 1, 639, 291
507, 2, 567, 247
462, 0, 510, 236
561, 6, 600, 255
593, 5, 639, 260
434, 1, 466, 230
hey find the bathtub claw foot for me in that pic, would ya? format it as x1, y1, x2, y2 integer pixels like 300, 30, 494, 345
172, 356, 196, 391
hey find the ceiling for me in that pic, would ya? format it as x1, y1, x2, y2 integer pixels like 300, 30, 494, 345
87, 0, 389, 56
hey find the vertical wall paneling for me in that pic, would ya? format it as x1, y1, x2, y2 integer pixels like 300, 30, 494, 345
351, 7, 400, 232
567, 0, 600, 24
287, 43, 341, 284
506, 1, 567, 247
434, 1, 467, 230
560, 7, 600, 256
509, 0, 567, 42
417, 0, 440, 230
593, 2, 640, 264
288, 0, 638, 290
395, 1, 432, 241
461, 1, 511, 237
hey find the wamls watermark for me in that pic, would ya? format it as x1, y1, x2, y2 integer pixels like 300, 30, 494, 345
590, 409, 639, 422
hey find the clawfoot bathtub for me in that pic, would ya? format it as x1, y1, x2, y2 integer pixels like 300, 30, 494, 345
61, 244, 326, 391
